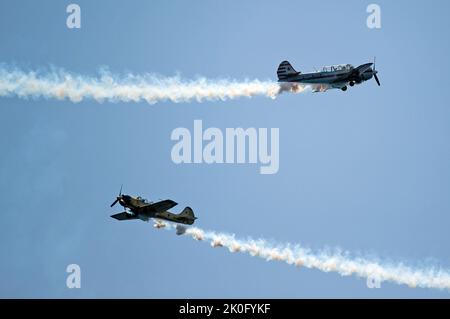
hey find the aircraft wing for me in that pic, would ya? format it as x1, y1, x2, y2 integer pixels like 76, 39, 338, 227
141, 199, 178, 213
111, 212, 138, 221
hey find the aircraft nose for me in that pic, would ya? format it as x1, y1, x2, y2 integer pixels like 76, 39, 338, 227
118, 196, 128, 205
120, 195, 131, 203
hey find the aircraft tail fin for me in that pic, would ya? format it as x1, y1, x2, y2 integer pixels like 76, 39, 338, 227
277, 60, 300, 81
180, 207, 195, 218
179, 207, 197, 224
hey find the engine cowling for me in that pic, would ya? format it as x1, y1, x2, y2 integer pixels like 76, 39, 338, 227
361, 72, 373, 81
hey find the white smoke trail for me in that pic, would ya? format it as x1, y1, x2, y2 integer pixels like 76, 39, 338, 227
155, 222, 450, 291
0, 65, 306, 104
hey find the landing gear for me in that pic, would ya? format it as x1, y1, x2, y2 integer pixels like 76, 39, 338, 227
341, 86, 347, 91
349, 81, 355, 87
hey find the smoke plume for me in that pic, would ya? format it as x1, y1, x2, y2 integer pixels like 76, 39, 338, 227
0, 65, 306, 104
154, 222, 450, 291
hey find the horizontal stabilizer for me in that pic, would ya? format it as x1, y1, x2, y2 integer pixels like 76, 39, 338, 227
111, 212, 138, 221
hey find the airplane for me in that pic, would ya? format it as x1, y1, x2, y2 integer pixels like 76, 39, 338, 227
109, 186, 197, 225
277, 58, 380, 92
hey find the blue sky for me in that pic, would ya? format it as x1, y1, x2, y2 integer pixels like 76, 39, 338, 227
0, 0, 450, 297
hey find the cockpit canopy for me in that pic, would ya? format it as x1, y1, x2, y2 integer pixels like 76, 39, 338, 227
321, 64, 353, 73
136, 196, 149, 203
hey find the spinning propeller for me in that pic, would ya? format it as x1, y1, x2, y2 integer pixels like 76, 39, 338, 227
110, 185, 123, 207
373, 57, 380, 86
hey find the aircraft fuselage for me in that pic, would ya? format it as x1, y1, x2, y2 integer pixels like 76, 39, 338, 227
111, 193, 197, 225
277, 61, 380, 91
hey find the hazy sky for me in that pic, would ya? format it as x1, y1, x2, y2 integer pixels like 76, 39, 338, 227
0, 0, 450, 298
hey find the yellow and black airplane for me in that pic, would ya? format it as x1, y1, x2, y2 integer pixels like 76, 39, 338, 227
110, 186, 196, 225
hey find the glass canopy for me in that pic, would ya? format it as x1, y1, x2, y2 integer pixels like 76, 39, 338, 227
321, 64, 353, 73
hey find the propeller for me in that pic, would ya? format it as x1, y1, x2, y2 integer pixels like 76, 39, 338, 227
373, 57, 380, 86
110, 185, 123, 207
